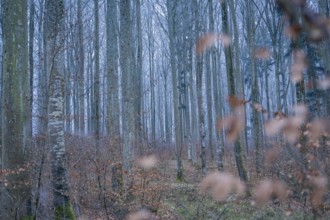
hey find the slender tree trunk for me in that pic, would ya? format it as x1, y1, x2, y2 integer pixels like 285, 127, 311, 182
77, 0, 85, 135
229, 0, 248, 155
221, 0, 248, 181
206, 0, 216, 162
193, 0, 207, 175
147, 10, 156, 145
94, 0, 100, 149
246, 0, 263, 174
135, 0, 143, 151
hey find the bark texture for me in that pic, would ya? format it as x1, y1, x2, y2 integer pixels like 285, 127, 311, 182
1, 0, 29, 218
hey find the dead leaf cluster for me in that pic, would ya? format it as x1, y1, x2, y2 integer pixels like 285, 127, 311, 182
200, 172, 246, 201
127, 209, 156, 220
254, 47, 272, 59
136, 155, 158, 170
265, 104, 308, 143
253, 179, 288, 204
196, 33, 231, 54
290, 50, 307, 83
308, 175, 328, 208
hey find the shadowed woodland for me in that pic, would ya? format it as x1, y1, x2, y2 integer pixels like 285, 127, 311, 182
1, 0, 330, 219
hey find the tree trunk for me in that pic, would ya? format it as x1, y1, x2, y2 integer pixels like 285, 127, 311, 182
106, 0, 120, 143
120, 0, 135, 173
135, 0, 143, 151
1, 0, 29, 218
94, 0, 100, 149
246, 0, 263, 174
221, 0, 248, 181
77, 0, 85, 135
45, 0, 74, 218
229, 0, 248, 155
194, 0, 207, 175
167, 0, 184, 181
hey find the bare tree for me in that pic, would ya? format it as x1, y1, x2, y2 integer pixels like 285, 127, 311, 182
45, 0, 74, 218
120, 0, 135, 173
1, 0, 29, 218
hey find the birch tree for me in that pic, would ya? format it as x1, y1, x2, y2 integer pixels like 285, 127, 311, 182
194, 0, 207, 175
45, 0, 74, 218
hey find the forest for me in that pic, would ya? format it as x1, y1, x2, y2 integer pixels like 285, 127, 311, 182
0, 0, 330, 219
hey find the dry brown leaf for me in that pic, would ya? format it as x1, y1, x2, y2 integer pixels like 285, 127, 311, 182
293, 104, 308, 120
308, 175, 328, 208
291, 50, 307, 83
217, 115, 243, 143
274, 111, 287, 119
310, 175, 328, 189
265, 147, 281, 163
196, 33, 218, 55
283, 122, 301, 143
228, 96, 248, 108
285, 25, 302, 39
317, 77, 330, 90
254, 47, 272, 59
253, 179, 273, 203
265, 119, 287, 136
137, 155, 158, 170
308, 119, 329, 140
253, 179, 287, 204
253, 103, 267, 113
127, 210, 154, 220
200, 172, 246, 201
219, 33, 232, 47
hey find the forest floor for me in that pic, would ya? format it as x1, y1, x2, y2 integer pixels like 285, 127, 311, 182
149, 158, 324, 220
67, 137, 329, 219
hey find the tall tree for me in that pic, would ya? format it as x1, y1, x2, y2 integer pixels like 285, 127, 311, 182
77, 0, 85, 134
106, 0, 120, 144
194, 0, 207, 175
1, 0, 29, 218
45, 0, 74, 218
120, 0, 135, 173
246, 0, 263, 174
221, 0, 248, 181
94, 0, 100, 148
229, 0, 248, 154
134, 0, 143, 150
167, 0, 184, 180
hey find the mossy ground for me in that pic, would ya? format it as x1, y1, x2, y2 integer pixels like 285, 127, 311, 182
54, 202, 76, 220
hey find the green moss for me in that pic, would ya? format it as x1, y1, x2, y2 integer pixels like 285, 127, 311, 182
176, 161, 185, 182
54, 202, 76, 220
21, 216, 33, 220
